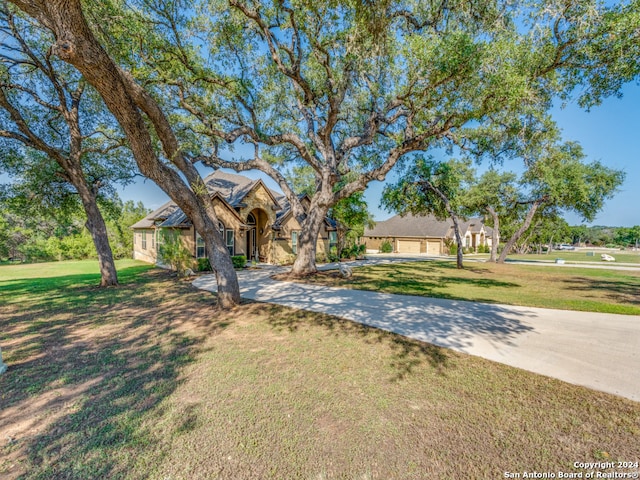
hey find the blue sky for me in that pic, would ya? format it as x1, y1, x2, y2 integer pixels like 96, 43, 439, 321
119, 82, 640, 227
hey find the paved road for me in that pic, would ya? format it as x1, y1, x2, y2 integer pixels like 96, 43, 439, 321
193, 260, 640, 402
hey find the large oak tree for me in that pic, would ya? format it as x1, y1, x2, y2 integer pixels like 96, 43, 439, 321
7, 0, 640, 282
5, 0, 241, 306
0, 6, 131, 285
105, 0, 639, 276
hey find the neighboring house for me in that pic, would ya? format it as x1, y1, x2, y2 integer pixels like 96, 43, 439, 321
132, 170, 337, 266
362, 213, 494, 255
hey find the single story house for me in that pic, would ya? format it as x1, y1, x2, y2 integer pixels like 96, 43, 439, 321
132, 170, 337, 266
362, 213, 494, 255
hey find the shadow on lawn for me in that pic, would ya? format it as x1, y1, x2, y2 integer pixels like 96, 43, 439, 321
319, 262, 520, 302
0, 267, 226, 479
562, 276, 640, 305
265, 304, 450, 381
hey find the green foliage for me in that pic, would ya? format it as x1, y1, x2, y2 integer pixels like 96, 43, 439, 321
382, 158, 474, 221
0, 199, 149, 263
231, 255, 247, 269
449, 244, 458, 256
339, 244, 364, 259
379, 240, 393, 253
158, 230, 193, 276
197, 258, 212, 272
106, 200, 151, 259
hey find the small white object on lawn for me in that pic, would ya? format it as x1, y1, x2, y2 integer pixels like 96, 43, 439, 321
339, 264, 353, 278
601, 254, 616, 262
0, 347, 7, 374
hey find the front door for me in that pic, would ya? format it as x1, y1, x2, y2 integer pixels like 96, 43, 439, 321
246, 227, 257, 260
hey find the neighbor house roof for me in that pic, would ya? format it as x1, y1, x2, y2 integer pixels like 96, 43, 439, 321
364, 214, 491, 238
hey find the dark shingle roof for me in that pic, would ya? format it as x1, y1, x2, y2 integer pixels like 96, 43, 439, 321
364, 214, 452, 238
204, 170, 255, 207
131, 170, 286, 229
130, 201, 180, 229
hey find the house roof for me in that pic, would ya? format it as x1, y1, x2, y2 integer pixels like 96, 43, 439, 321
132, 170, 283, 229
130, 200, 179, 229
364, 213, 491, 238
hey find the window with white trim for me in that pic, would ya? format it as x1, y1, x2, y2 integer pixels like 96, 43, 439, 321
329, 231, 338, 249
196, 233, 206, 258
226, 229, 234, 255
291, 231, 298, 254
141, 231, 147, 250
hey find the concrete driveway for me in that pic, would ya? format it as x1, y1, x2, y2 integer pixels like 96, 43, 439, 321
193, 262, 640, 402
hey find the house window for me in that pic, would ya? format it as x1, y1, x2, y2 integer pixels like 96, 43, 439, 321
142, 231, 147, 250
247, 213, 256, 225
465, 236, 470, 248
196, 233, 206, 258
329, 231, 338, 249
151, 232, 155, 249
226, 229, 234, 255
291, 231, 298, 254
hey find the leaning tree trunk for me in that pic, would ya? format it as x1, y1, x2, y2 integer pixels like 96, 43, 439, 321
202, 229, 240, 308
65, 159, 119, 286
486, 206, 500, 263
15, 0, 241, 306
497, 200, 543, 264
78, 186, 119, 286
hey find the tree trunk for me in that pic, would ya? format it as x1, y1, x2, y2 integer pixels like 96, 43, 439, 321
486, 206, 500, 263
78, 187, 119, 286
451, 215, 464, 269
422, 179, 464, 269
201, 226, 240, 308
13, 0, 241, 306
290, 203, 328, 277
497, 200, 542, 263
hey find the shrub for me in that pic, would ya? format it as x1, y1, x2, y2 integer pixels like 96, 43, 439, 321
449, 243, 458, 256
158, 231, 193, 276
231, 255, 247, 269
197, 258, 212, 271
328, 246, 340, 262
379, 240, 393, 253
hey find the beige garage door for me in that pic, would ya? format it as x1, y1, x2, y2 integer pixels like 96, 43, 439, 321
397, 240, 421, 254
426, 241, 440, 256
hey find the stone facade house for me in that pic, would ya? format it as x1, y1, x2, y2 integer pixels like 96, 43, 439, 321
131, 171, 337, 266
362, 213, 494, 255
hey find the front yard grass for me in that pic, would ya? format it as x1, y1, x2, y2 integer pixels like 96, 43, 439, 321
1, 261, 638, 479
306, 260, 640, 315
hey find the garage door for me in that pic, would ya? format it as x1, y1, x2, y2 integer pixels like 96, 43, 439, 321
397, 240, 421, 254
426, 241, 441, 256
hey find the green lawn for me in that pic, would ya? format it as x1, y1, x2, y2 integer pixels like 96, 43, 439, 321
507, 251, 640, 264
305, 260, 640, 315
1, 261, 638, 479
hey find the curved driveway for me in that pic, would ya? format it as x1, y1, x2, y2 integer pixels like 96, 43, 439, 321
193, 260, 640, 402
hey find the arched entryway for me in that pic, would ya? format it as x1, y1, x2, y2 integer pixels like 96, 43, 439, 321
245, 208, 269, 262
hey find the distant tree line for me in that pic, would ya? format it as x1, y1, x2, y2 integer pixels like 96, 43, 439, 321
0, 200, 149, 263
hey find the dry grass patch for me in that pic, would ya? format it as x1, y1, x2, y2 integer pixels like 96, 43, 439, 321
1, 262, 638, 479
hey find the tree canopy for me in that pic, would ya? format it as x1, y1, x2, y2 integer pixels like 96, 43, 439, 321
5, 0, 640, 281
